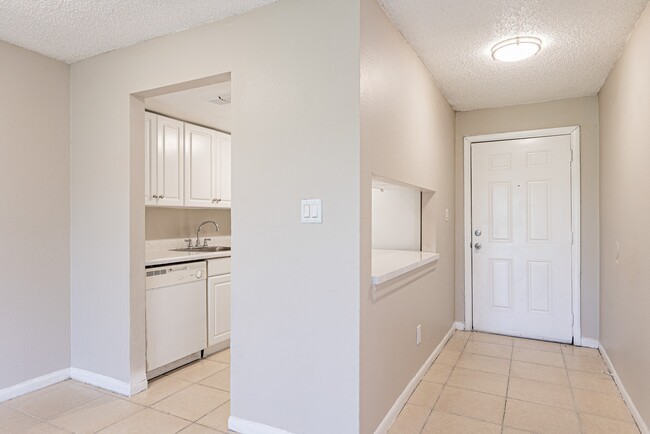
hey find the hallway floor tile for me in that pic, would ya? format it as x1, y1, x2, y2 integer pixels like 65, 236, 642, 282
389, 331, 641, 434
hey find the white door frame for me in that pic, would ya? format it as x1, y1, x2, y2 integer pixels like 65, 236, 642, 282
463, 126, 582, 345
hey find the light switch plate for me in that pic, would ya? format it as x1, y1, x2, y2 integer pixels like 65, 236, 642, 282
301, 199, 322, 224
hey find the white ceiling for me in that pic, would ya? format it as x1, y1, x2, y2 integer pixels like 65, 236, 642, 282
2, 0, 648, 111
379, 0, 649, 111
146, 82, 232, 133
0, 0, 276, 63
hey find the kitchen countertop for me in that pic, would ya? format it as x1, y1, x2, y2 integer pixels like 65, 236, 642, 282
371, 249, 440, 287
145, 236, 231, 267
145, 249, 230, 267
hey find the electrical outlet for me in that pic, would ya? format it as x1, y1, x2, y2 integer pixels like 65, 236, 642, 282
416, 324, 422, 346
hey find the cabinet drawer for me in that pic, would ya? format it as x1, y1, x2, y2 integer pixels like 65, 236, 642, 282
208, 257, 231, 276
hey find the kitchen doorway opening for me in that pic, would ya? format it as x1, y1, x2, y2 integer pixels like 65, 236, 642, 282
131, 71, 235, 394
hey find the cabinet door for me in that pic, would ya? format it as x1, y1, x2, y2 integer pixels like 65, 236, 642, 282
156, 115, 184, 207
184, 123, 218, 208
144, 112, 158, 206
207, 274, 231, 347
216, 132, 232, 208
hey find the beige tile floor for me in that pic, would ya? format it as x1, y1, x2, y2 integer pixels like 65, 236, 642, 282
389, 331, 641, 434
0, 349, 231, 434
0, 334, 641, 434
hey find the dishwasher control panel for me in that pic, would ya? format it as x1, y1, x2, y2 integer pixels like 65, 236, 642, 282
146, 261, 207, 290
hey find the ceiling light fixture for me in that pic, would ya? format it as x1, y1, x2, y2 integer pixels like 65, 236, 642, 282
491, 36, 542, 62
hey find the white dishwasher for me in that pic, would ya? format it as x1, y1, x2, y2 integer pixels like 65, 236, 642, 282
145, 261, 207, 374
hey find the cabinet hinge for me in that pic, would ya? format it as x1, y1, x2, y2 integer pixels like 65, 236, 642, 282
571, 313, 575, 326
570, 147, 574, 164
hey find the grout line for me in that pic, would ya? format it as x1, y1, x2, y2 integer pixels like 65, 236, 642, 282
2, 401, 51, 423
89, 407, 149, 433
420, 332, 510, 431
501, 340, 513, 433
417, 332, 470, 433
561, 349, 585, 434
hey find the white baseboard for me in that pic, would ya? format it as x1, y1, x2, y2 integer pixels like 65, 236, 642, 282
374, 324, 456, 434
69, 368, 131, 396
599, 345, 649, 434
453, 322, 465, 331
229, 416, 294, 434
0, 369, 70, 403
130, 376, 148, 396
580, 338, 600, 349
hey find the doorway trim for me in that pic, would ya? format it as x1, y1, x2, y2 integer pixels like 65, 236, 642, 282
463, 126, 582, 345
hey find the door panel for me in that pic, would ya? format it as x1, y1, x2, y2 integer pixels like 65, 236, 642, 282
528, 261, 551, 313
185, 124, 218, 208
208, 274, 231, 347
472, 135, 572, 342
490, 259, 512, 309
216, 132, 232, 207
157, 116, 184, 207
144, 112, 158, 206
527, 181, 551, 241
489, 182, 511, 241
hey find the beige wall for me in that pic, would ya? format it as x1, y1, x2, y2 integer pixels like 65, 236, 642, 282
360, 0, 456, 431
0, 41, 70, 389
70, 0, 361, 432
455, 96, 600, 341
599, 3, 650, 429
145, 208, 231, 240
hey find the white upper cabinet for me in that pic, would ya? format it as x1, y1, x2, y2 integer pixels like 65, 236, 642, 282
145, 112, 231, 209
156, 115, 185, 207
185, 123, 218, 208
144, 112, 158, 206
215, 132, 232, 208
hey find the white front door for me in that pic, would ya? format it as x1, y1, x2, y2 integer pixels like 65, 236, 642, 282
471, 135, 573, 342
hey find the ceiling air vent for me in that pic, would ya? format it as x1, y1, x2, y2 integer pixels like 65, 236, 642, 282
208, 93, 231, 105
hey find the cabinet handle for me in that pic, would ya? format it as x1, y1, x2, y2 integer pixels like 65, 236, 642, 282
153, 195, 158, 199
212, 198, 221, 204
159, 195, 164, 199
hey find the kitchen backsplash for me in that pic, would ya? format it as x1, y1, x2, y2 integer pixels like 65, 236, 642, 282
145, 207, 231, 240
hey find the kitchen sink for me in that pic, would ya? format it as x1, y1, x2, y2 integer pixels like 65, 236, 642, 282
170, 246, 231, 253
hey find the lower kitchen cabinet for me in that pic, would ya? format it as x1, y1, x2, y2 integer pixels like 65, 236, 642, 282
207, 272, 231, 347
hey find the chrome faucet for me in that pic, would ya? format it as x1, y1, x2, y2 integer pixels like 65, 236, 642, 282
196, 220, 219, 247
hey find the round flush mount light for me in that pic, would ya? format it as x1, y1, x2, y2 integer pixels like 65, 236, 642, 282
491, 36, 542, 62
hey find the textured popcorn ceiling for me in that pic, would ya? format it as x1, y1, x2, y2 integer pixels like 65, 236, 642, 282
379, 0, 650, 111
0, 0, 276, 63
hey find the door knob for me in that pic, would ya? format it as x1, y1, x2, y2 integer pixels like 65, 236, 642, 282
474, 229, 482, 236
474, 243, 482, 250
